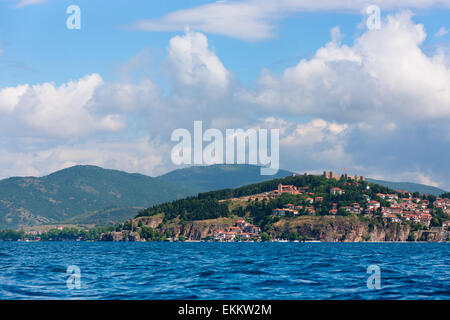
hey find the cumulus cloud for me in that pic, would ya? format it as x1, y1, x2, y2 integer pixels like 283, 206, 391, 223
0, 74, 127, 137
15, 0, 46, 9
0, 136, 168, 179
435, 26, 448, 37
1, 14, 450, 190
242, 12, 450, 124
129, 0, 450, 41
167, 29, 231, 94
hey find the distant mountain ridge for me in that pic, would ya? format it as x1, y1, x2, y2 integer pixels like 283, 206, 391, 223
365, 178, 446, 196
0, 165, 192, 229
158, 164, 293, 193
0, 164, 446, 230
159, 165, 447, 196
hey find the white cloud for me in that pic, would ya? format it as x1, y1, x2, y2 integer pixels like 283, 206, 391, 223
435, 26, 448, 37
129, 0, 450, 41
0, 136, 168, 179
280, 118, 349, 146
167, 29, 230, 94
1, 16, 450, 190
15, 0, 46, 9
130, 2, 274, 42
242, 12, 450, 123
0, 74, 128, 137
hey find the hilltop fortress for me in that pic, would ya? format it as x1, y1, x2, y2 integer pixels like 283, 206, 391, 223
322, 171, 365, 182
293, 170, 365, 182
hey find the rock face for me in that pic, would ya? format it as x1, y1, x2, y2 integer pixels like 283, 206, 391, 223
100, 231, 125, 241
417, 228, 445, 242
270, 216, 412, 242
158, 217, 237, 240
104, 214, 447, 242
99, 231, 142, 241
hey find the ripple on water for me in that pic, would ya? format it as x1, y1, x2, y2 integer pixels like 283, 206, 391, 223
0, 242, 449, 299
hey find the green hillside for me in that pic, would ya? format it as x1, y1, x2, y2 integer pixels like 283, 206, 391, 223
0, 165, 192, 229
1, 163, 446, 230
137, 173, 398, 223
65, 207, 145, 226
158, 164, 293, 193
365, 178, 447, 196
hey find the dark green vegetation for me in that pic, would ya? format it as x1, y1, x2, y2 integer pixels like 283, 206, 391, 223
135, 174, 448, 242
366, 178, 447, 196
64, 207, 145, 225
159, 164, 448, 196
139, 174, 395, 226
0, 226, 114, 241
137, 197, 230, 222
0, 165, 191, 229
440, 192, 450, 198
158, 164, 293, 193
1, 164, 447, 231
3, 172, 449, 241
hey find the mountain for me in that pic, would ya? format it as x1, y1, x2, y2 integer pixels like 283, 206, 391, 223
365, 178, 447, 196
132, 173, 431, 242
1, 163, 446, 230
158, 164, 293, 193
0, 165, 192, 229
158, 164, 447, 196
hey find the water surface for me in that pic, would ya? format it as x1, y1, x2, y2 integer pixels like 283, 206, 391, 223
0, 242, 448, 299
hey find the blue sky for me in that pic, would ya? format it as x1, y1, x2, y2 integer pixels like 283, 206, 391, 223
2, 1, 447, 87
0, 0, 450, 190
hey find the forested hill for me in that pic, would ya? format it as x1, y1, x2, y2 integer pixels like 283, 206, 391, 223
136, 174, 400, 224
365, 178, 446, 196
0, 165, 191, 229
157, 164, 293, 193
158, 164, 447, 196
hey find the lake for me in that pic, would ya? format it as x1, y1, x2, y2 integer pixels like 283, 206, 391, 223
0, 242, 449, 299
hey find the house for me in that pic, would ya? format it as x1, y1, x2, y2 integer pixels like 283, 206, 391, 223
244, 224, 261, 234
273, 208, 286, 216
384, 214, 401, 223
273, 208, 298, 216
229, 226, 241, 234
368, 201, 380, 210
277, 184, 301, 195
330, 188, 343, 196
236, 220, 248, 229
419, 213, 432, 227
224, 232, 237, 241
213, 230, 226, 241
329, 209, 338, 215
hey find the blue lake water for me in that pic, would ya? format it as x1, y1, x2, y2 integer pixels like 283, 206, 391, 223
0, 242, 449, 300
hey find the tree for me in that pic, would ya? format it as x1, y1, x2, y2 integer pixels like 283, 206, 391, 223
289, 232, 299, 241
260, 232, 270, 242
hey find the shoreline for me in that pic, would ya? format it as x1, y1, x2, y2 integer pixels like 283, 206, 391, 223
3, 240, 448, 243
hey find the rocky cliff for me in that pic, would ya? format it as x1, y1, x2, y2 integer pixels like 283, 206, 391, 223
270, 216, 412, 242
101, 214, 447, 242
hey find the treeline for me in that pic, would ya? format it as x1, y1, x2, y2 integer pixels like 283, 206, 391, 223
0, 226, 115, 241
136, 197, 229, 221
136, 174, 399, 223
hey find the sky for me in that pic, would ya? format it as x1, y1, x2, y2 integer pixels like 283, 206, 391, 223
0, 0, 449, 190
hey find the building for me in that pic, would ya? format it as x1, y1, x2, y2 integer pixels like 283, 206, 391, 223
323, 171, 365, 182
330, 188, 343, 196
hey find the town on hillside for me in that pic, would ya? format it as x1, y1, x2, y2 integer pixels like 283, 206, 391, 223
213, 220, 261, 241
272, 183, 450, 228
2, 170, 449, 242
